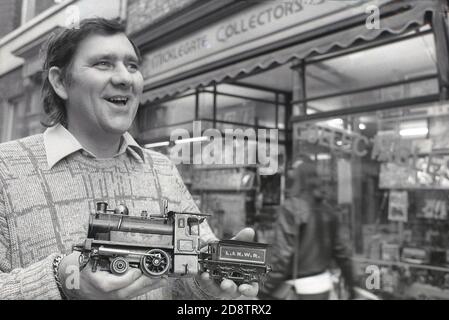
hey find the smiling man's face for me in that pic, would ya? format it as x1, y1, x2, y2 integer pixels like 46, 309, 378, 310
63, 32, 143, 136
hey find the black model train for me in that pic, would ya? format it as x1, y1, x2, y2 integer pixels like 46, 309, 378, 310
73, 201, 271, 283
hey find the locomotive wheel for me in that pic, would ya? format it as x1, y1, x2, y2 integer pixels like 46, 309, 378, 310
78, 253, 90, 271
110, 257, 129, 275
140, 249, 171, 276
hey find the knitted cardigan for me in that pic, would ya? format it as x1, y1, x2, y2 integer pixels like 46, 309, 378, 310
0, 134, 217, 299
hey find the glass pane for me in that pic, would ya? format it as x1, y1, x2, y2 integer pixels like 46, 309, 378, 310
306, 31, 438, 111
293, 101, 449, 295
306, 78, 439, 114
237, 64, 293, 97
216, 94, 256, 128
215, 94, 278, 130
139, 94, 195, 131
35, 0, 57, 16
278, 104, 285, 129
198, 91, 214, 120
256, 101, 276, 128
214, 83, 278, 103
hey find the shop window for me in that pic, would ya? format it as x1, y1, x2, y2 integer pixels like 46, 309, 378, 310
306, 78, 439, 114
21, 0, 59, 24
214, 91, 280, 131
139, 82, 287, 145
294, 100, 449, 299
301, 28, 438, 115
198, 91, 214, 120
0, 104, 5, 143
215, 84, 280, 104
139, 93, 196, 133
277, 104, 286, 130
198, 83, 287, 131
35, 0, 57, 16
215, 94, 257, 130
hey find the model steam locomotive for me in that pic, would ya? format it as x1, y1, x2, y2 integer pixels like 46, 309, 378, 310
73, 201, 271, 283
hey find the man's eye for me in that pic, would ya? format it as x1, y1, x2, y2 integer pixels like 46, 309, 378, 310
127, 63, 139, 72
94, 61, 112, 69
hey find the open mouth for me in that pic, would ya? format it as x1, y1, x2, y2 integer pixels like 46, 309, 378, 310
104, 96, 129, 106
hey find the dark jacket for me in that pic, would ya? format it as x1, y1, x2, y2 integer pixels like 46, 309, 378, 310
259, 195, 355, 299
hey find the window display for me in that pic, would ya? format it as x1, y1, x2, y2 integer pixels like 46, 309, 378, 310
293, 101, 449, 299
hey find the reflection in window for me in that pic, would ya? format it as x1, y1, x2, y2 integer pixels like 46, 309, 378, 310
294, 102, 449, 265
22, 0, 59, 24
198, 92, 214, 120
306, 78, 439, 114
139, 94, 195, 130
303, 28, 438, 114
35, 0, 57, 16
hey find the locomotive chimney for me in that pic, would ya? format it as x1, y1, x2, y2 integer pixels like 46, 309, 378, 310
96, 201, 108, 214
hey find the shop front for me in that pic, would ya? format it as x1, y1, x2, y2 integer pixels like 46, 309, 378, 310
131, 0, 449, 298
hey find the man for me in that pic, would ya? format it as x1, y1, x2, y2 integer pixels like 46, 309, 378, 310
0, 18, 258, 300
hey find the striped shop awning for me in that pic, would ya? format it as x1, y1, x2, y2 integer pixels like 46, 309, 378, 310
141, 0, 442, 103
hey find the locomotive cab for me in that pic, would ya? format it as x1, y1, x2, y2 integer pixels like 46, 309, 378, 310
172, 213, 205, 276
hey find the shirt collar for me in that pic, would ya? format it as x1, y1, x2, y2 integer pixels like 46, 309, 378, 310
43, 124, 145, 169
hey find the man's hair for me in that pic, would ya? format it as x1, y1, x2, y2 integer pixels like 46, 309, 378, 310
41, 17, 142, 127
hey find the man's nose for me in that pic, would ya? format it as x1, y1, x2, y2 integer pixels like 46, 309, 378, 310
111, 64, 132, 88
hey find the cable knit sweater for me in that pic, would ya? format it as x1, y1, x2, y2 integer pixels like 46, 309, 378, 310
0, 134, 216, 299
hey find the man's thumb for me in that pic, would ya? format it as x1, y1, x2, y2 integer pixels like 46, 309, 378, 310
231, 227, 255, 242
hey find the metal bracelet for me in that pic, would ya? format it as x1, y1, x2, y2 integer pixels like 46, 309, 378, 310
52, 254, 68, 300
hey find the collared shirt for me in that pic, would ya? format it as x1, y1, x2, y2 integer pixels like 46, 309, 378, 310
43, 123, 145, 169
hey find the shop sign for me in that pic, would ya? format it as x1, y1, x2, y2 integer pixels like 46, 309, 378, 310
126, 0, 198, 35
377, 102, 449, 121
293, 122, 449, 188
293, 122, 371, 157
142, 0, 390, 82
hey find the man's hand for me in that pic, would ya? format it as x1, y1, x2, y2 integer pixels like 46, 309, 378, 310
58, 251, 168, 300
196, 227, 260, 299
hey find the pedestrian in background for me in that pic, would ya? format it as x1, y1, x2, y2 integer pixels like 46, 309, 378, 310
258, 157, 356, 300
